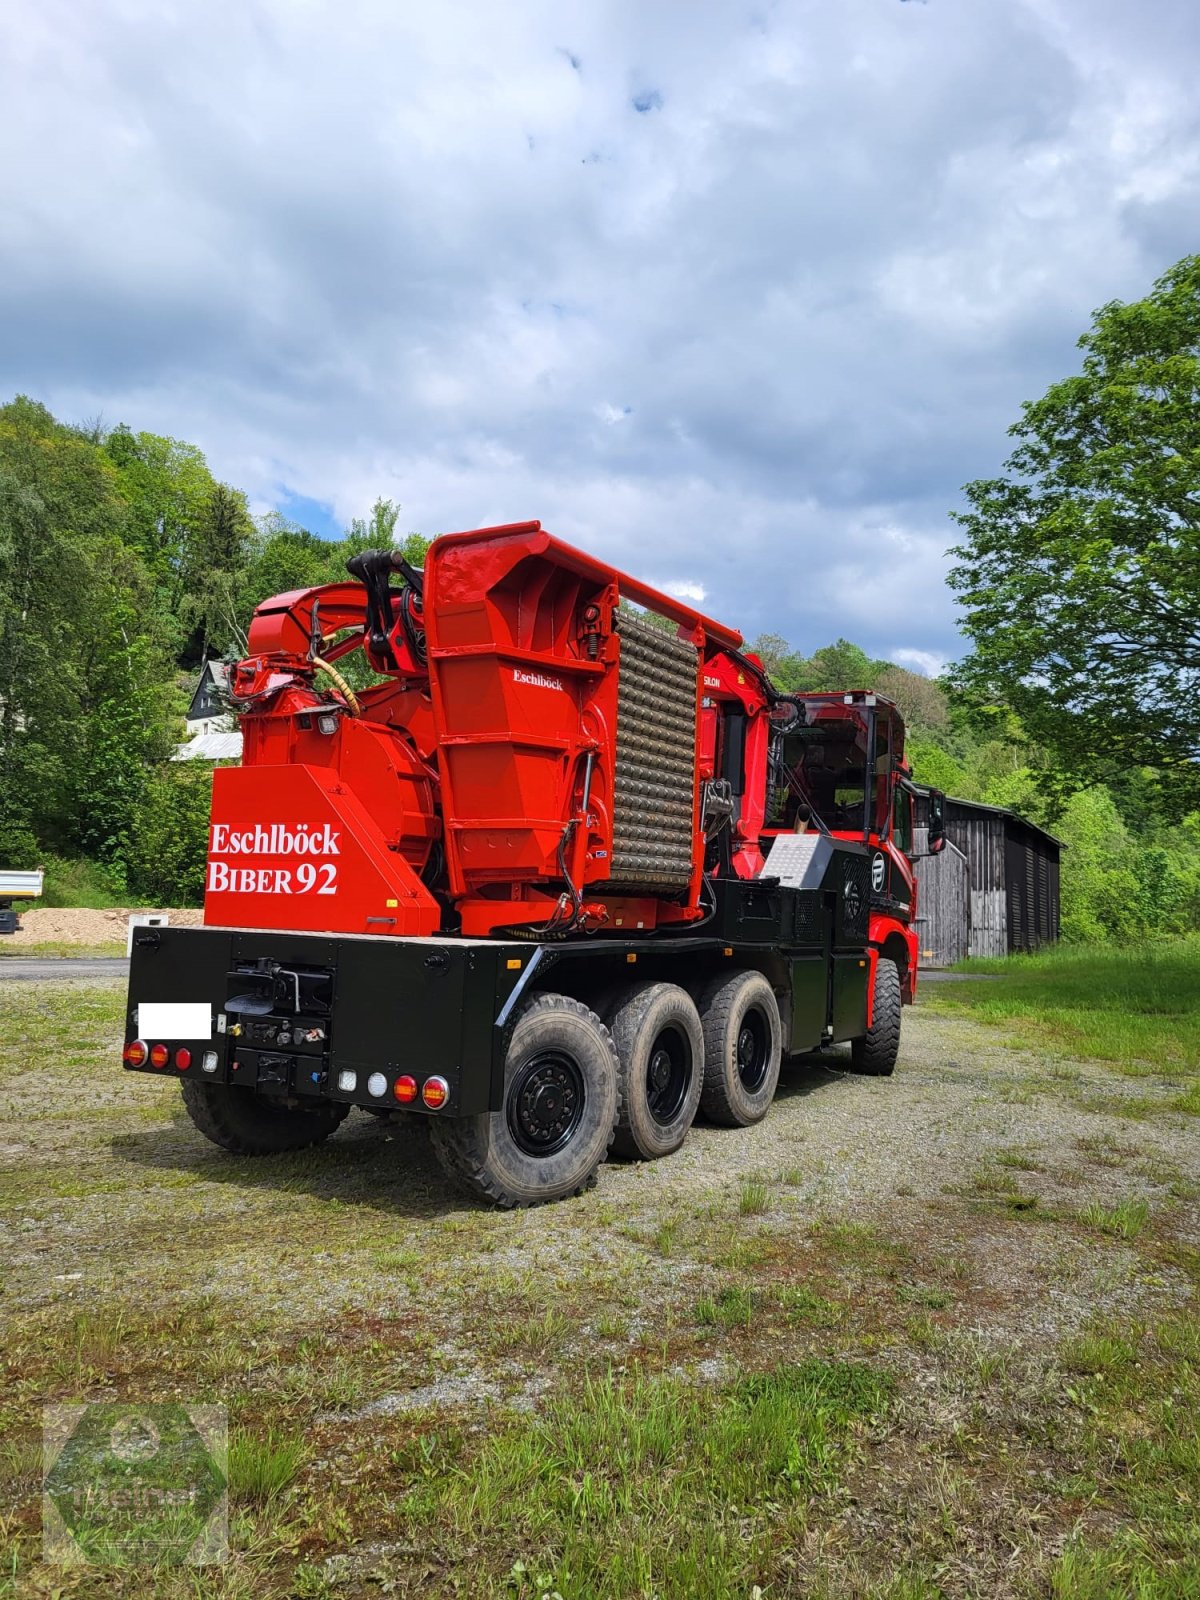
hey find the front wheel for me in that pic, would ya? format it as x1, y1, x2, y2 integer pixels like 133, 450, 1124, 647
429, 994, 619, 1207
849, 957, 901, 1076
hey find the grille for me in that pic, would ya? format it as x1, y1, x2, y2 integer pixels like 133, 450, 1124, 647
607, 611, 698, 890
840, 853, 871, 942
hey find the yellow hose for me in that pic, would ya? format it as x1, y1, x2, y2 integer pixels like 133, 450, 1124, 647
312, 656, 362, 716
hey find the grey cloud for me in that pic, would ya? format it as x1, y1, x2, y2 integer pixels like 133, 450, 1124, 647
2, 0, 1199, 669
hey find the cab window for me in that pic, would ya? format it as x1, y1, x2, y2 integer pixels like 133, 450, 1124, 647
893, 787, 914, 856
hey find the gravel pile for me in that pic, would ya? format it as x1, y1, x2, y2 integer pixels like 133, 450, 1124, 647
5, 906, 203, 947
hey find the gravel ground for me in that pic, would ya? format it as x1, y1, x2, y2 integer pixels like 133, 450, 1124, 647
3, 995, 1195, 1351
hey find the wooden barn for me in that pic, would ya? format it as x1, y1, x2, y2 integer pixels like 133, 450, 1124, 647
913, 793, 1062, 967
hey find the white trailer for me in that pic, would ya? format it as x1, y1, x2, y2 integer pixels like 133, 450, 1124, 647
0, 868, 44, 934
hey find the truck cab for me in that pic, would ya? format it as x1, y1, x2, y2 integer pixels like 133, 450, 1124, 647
763, 691, 944, 1003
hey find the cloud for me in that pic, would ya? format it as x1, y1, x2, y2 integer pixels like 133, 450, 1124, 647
892, 648, 948, 679
652, 578, 707, 604
2, 0, 1198, 668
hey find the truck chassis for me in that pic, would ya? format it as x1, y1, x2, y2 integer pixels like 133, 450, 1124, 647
124, 849, 895, 1206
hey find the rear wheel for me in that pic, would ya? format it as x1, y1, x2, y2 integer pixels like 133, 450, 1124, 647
429, 994, 619, 1207
849, 957, 901, 1076
698, 970, 782, 1127
180, 1080, 349, 1154
608, 982, 703, 1160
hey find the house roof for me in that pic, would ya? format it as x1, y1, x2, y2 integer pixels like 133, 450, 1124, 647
172, 731, 243, 763
186, 660, 233, 723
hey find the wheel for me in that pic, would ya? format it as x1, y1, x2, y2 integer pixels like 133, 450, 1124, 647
429, 994, 620, 1207
697, 969, 782, 1127
849, 957, 901, 1076
180, 1080, 349, 1154
608, 982, 704, 1160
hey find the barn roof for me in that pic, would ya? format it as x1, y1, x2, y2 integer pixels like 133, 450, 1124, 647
913, 786, 1065, 849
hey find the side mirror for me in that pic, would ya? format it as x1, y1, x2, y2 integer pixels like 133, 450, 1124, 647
927, 789, 946, 856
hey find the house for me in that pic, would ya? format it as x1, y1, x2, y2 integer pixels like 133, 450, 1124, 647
185, 661, 234, 736
913, 792, 1062, 967
174, 661, 243, 763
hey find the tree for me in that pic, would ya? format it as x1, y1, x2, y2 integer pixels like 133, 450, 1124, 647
0, 399, 174, 861
179, 483, 255, 662
873, 664, 949, 734
802, 639, 880, 692
949, 255, 1200, 817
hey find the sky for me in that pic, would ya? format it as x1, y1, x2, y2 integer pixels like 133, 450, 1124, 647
2, 0, 1199, 674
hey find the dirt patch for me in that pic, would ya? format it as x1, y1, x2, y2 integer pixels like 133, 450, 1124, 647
5, 905, 203, 948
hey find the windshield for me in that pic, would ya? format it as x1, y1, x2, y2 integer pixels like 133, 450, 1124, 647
768, 705, 895, 839
769, 718, 867, 833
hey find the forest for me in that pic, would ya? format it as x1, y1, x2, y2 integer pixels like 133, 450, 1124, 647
3, 272, 1199, 946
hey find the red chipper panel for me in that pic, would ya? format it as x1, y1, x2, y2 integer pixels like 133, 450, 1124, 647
206, 520, 745, 940
424, 522, 741, 935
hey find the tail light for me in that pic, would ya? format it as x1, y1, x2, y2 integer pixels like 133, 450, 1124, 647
175, 1048, 192, 1071
422, 1076, 449, 1110
393, 1075, 418, 1104
123, 1040, 148, 1067
149, 1043, 170, 1069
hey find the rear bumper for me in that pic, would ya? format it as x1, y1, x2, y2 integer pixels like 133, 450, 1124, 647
122, 925, 533, 1116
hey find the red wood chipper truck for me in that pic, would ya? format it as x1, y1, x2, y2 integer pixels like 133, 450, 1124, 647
122, 523, 944, 1206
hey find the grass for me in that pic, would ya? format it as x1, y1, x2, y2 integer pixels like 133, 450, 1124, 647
0, 940, 126, 958
929, 937, 1200, 1076
696, 1285, 755, 1328
2, 977, 1199, 1597
1078, 1197, 1151, 1239
228, 1428, 305, 1505
417, 1360, 893, 1599
1048, 1313, 1200, 1596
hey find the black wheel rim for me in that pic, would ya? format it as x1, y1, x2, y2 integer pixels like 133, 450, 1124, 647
644, 1024, 691, 1127
736, 1008, 770, 1093
507, 1050, 586, 1157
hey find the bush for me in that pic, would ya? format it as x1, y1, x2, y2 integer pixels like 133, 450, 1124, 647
36, 855, 128, 908
120, 764, 214, 906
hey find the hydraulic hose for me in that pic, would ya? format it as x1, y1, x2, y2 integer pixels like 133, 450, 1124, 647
311, 656, 362, 716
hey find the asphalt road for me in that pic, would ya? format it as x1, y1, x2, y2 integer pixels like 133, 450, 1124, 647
0, 957, 130, 981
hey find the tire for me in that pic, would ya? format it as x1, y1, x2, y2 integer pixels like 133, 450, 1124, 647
180, 1080, 349, 1154
849, 957, 901, 1076
429, 994, 620, 1208
697, 969, 783, 1127
609, 982, 704, 1161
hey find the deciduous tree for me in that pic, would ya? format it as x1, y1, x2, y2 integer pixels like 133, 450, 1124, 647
950, 255, 1200, 816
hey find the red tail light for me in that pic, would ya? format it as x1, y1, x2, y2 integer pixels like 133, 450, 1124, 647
422, 1076, 449, 1109
123, 1040, 148, 1067
149, 1043, 170, 1069
175, 1048, 192, 1071
393, 1075, 418, 1104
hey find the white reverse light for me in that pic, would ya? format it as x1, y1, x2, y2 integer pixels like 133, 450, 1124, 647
337, 1069, 358, 1093
366, 1072, 388, 1098
201, 1051, 219, 1074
